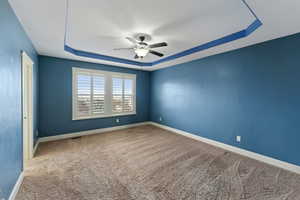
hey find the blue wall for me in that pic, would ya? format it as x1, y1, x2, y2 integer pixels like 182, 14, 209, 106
0, 1, 38, 199
38, 56, 150, 137
150, 33, 300, 166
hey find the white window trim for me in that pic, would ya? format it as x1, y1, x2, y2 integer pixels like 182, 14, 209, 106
72, 67, 136, 120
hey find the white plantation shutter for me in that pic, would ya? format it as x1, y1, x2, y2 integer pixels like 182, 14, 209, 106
112, 77, 123, 113
92, 75, 105, 114
73, 68, 136, 120
112, 77, 135, 113
76, 73, 91, 117
124, 79, 134, 112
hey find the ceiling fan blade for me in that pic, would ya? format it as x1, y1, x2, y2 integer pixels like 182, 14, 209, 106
150, 50, 164, 57
126, 37, 138, 44
149, 42, 168, 48
134, 54, 139, 59
113, 47, 134, 50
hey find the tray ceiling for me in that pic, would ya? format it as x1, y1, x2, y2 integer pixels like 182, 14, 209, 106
9, 0, 300, 70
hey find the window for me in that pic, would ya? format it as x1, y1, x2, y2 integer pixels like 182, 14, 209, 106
73, 68, 136, 120
112, 76, 135, 113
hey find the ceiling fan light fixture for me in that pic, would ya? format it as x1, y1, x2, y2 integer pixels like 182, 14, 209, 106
134, 48, 149, 57
114, 35, 167, 59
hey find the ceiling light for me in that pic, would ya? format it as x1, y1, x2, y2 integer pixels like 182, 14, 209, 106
134, 48, 149, 57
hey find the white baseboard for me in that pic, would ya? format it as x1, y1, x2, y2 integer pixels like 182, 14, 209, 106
38, 121, 151, 143
8, 172, 24, 200
32, 140, 40, 157
35, 121, 300, 174
149, 122, 300, 175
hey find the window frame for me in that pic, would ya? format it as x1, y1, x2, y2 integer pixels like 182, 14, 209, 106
72, 67, 136, 120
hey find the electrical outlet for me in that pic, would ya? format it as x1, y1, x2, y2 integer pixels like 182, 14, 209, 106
116, 118, 120, 123
159, 116, 163, 121
236, 136, 241, 142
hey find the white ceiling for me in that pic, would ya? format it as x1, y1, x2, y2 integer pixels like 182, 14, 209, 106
9, 0, 300, 71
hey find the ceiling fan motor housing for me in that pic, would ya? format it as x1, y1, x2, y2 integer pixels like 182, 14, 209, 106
134, 33, 152, 42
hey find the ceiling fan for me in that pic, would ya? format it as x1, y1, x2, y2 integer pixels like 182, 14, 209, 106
113, 35, 168, 59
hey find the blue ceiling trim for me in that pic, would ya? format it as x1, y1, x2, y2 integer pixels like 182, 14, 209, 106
64, 0, 262, 67
245, 19, 263, 36
152, 30, 247, 66
152, 19, 262, 66
64, 45, 152, 66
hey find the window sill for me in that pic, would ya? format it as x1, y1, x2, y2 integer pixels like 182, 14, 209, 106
72, 112, 136, 121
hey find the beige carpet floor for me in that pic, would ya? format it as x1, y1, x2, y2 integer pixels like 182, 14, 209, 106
16, 125, 300, 200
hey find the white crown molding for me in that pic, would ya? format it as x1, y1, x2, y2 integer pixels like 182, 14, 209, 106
8, 172, 24, 200
149, 122, 300, 175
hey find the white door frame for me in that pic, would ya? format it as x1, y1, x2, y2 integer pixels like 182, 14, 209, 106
22, 51, 34, 165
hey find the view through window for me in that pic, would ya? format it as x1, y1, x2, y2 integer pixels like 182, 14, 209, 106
73, 68, 136, 120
